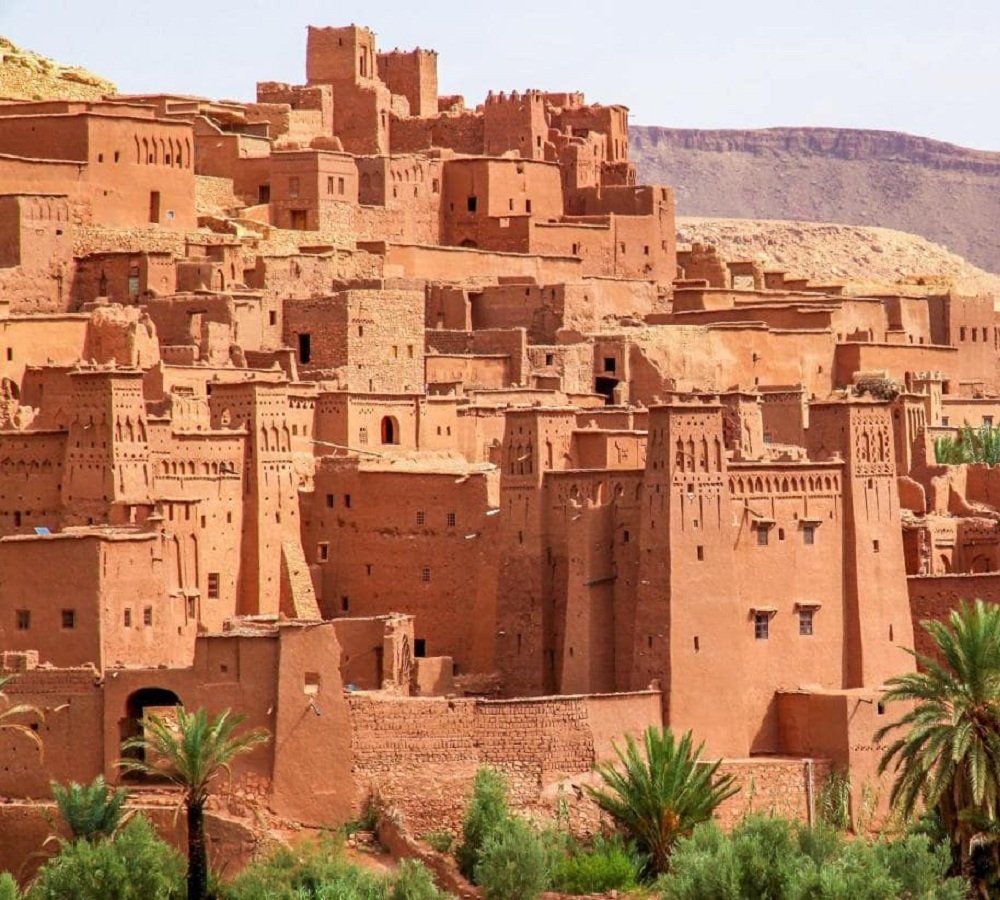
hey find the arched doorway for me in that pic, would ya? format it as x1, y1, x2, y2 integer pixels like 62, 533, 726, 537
381, 416, 399, 445
120, 687, 181, 780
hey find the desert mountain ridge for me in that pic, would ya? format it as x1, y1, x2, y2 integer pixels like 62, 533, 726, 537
633, 125, 1000, 275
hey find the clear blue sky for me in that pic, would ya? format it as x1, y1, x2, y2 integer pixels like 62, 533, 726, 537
3, 0, 998, 150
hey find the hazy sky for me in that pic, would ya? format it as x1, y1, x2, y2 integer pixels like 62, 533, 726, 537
2, 0, 998, 150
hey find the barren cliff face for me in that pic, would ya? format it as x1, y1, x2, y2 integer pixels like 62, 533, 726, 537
632, 126, 1000, 274
0, 36, 114, 102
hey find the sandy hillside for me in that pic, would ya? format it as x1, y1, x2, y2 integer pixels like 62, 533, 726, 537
0, 36, 114, 102
678, 217, 1000, 299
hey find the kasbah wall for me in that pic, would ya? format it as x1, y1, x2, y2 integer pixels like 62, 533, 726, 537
0, 12, 996, 880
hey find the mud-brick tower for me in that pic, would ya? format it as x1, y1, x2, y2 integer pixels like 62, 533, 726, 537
632, 400, 750, 757
63, 369, 152, 524
209, 379, 302, 617
807, 400, 915, 687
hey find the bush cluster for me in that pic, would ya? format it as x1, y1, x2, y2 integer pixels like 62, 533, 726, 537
655, 815, 967, 900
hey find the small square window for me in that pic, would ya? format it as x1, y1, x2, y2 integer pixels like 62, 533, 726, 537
799, 609, 814, 636
61, 609, 76, 629
143, 606, 153, 627
754, 612, 770, 640
207, 573, 220, 599
15, 610, 30, 631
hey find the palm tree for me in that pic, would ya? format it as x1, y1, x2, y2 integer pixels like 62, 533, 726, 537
0, 673, 43, 755
118, 706, 269, 900
586, 726, 738, 874
51, 775, 129, 842
876, 599, 1000, 875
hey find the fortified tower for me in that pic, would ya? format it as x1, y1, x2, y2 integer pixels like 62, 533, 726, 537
495, 407, 576, 695
484, 91, 549, 160
62, 368, 151, 524
632, 401, 750, 757
807, 400, 915, 687
209, 380, 308, 617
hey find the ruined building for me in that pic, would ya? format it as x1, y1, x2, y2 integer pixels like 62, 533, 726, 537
0, 21, 994, 862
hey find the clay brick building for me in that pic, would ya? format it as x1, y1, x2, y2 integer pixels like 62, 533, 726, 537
0, 17, 999, 876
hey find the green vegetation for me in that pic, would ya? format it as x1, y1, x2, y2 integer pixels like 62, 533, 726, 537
29, 815, 185, 900
877, 599, 1000, 889
118, 707, 269, 900
473, 816, 548, 900
217, 837, 446, 900
50, 776, 128, 842
934, 422, 1000, 465
586, 726, 738, 874
655, 815, 966, 899
547, 834, 643, 894
419, 830, 454, 854
455, 767, 509, 880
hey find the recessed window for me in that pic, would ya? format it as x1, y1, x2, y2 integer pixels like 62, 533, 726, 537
416, 510, 426, 525
446, 512, 456, 527
207, 573, 220, 599
623, 530, 630, 544
341, 596, 349, 611
359, 427, 368, 445
123, 608, 132, 627
414, 639, 427, 658
304, 672, 320, 695
799, 609, 814, 636
467, 196, 478, 213
545, 353, 554, 366
697, 546, 704, 561
143, 606, 153, 627
61, 609, 76, 629
756, 527, 769, 546
754, 612, 770, 640
326, 494, 335, 509
344, 494, 351, 508
15, 610, 30, 631
873, 540, 880, 553
327, 176, 335, 194
318, 542, 330, 561
803, 525, 816, 545
289, 176, 300, 199
420, 567, 431, 583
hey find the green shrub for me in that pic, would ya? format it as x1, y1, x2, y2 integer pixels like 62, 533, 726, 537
420, 831, 454, 854
656, 815, 967, 900
50, 776, 128, 842
548, 834, 643, 894
473, 816, 548, 900
456, 768, 509, 880
0, 874, 20, 900
220, 836, 387, 900
28, 815, 184, 900
388, 859, 443, 900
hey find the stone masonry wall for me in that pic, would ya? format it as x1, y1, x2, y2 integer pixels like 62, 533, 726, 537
349, 691, 660, 836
